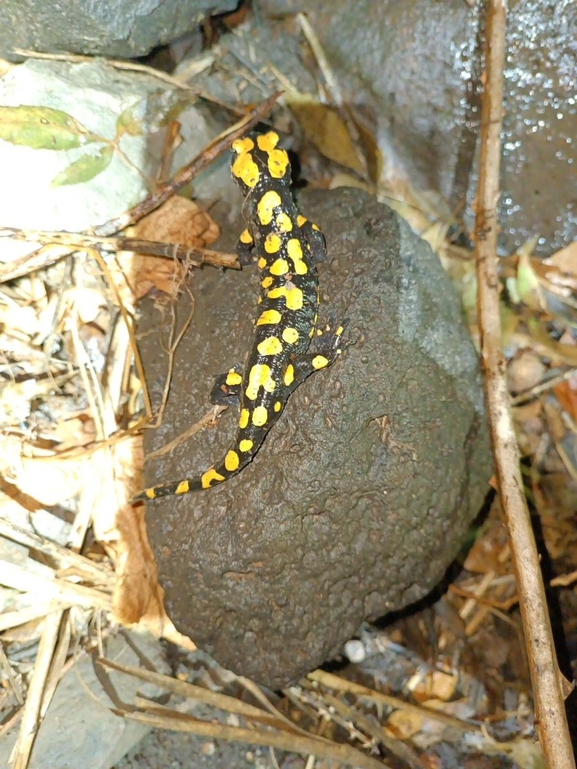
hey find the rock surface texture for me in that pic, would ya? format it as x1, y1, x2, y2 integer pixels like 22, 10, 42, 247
140, 188, 492, 689
0, 0, 236, 60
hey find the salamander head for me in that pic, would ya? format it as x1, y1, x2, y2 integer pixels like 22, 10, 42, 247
231, 130, 292, 195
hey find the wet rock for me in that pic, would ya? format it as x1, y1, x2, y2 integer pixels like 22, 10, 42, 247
192, 0, 576, 255
139, 187, 491, 689
0, 1, 237, 61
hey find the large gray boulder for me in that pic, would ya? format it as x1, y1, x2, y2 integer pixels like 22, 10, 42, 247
139, 187, 492, 689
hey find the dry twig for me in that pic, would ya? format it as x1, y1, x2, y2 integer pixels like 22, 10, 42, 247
99, 659, 385, 769
474, 3, 575, 768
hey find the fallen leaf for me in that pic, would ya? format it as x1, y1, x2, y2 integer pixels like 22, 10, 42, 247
285, 93, 366, 174
136, 196, 219, 248
553, 375, 577, 422
133, 197, 220, 298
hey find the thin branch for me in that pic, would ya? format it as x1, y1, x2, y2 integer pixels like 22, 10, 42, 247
10, 611, 63, 769
0, 228, 239, 276
474, 3, 575, 768
93, 91, 281, 237
115, 707, 385, 769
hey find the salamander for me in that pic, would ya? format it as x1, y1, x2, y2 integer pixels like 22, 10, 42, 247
133, 130, 348, 502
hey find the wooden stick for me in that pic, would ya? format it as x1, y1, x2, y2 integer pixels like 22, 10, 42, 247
11, 611, 63, 769
474, 3, 575, 768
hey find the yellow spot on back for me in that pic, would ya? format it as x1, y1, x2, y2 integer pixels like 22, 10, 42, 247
336, 326, 344, 335
267, 284, 304, 310
239, 439, 253, 452
257, 336, 283, 356
270, 258, 289, 276
257, 190, 282, 226
286, 238, 307, 274
175, 480, 190, 495
282, 327, 299, 344
256, 131, 279, 151
312, 223, 320, 231
252, 405, 268, 426
232, 153, 259, 188
257, 257, 267, 270
225, 450, 240, 472
232, 137, 255, 154
145, 488, 156, 499
276, 212, 293, 232
246, 363, 276, 400
312, 355, 329, 369
296, 215, 307, 227
266, 148, 289, 179
261, 275, 274, 288
274, 401, 282, 412
239, 408, 250, 428
201, 468, 225, 489
286, 238, 303, 259
256, 309, 282, 325
239, 228, 253, 244
265, 233, 281, 253
255, 134, 289, 177
284, 364, 295, 386
226, 370, 242, 386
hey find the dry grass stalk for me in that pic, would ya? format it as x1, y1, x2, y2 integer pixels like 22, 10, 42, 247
10, 611, 63, 769
474, 2, 575, 767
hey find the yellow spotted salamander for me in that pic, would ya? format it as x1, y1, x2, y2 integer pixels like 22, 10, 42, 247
133, 130, 348, 502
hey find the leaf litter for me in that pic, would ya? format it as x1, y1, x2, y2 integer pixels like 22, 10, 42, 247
0, 24, 575, 769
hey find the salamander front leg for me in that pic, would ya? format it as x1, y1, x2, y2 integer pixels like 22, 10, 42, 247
235, 229, 256, 266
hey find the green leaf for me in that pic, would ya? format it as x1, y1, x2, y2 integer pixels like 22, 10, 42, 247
0, 105, 100, 150
116, 102, 144, 138
51, 145, 114, 187
516, 252, 544, 310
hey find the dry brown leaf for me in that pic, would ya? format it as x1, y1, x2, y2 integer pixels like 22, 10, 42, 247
132, 196, 220, 299
88, 434, 194, 650
544, 241, 577, 281
136, 196, 220, 247
132, 255, 187, 300
285, 93, 365, 174
553, 375, 577, 421
88, 435, 160, 625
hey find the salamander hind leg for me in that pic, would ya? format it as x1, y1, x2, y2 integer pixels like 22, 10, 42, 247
298, 217, 327, 264
311, 317, 351, 361
285, 318, 350, 392
210, 367, 243, 406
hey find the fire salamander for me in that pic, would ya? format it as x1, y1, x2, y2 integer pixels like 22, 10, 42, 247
134, 130, 348, 502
